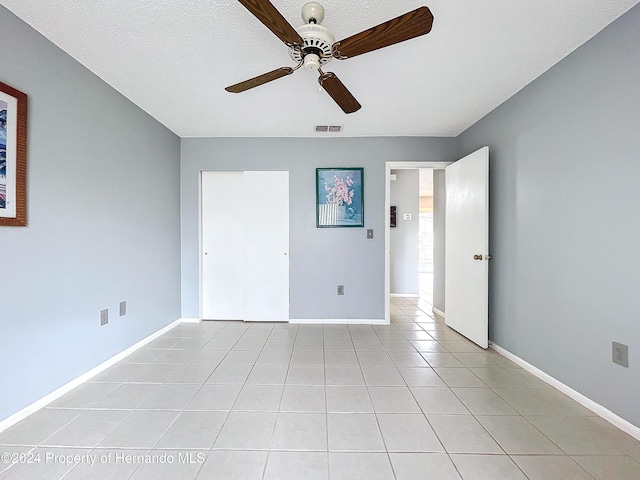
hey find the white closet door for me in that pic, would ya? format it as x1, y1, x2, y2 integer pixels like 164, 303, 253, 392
201, 171, 244, 320
201, 170, 290, 322
243, 171, 290, 322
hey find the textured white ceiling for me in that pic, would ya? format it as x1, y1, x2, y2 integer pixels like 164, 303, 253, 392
1, 0, 638, 137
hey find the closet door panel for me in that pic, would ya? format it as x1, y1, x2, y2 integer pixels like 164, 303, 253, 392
201, 171, 244, 320
243, 171, 290, 322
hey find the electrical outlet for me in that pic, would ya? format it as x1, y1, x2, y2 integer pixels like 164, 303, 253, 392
119, 301, 127, 316
337, 285, 344, 295
100, 309, 109, 326
612, 342, 629, 368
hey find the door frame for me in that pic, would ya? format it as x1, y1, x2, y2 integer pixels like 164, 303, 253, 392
198, 170, 204, 321
385, 161, 451, 323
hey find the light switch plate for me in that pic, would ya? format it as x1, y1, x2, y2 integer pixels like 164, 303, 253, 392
100, 309, 108, 326
367, 229, 373, 239
119, 301, 127, 316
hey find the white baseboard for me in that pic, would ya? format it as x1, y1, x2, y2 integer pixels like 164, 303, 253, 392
390, 293, 420, 298
180, 317, 201, 324
490, 342, 640, 442
290, 318, 388, 325
0, 318, 183, 434
432, 307, 445, 321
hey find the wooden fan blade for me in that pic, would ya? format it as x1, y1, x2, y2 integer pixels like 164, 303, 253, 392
319, 72, 361, 114
237, 0, 302, 47
333, 6, 433, 59
226, 67, 294, 93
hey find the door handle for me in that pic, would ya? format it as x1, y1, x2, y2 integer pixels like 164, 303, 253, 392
473, 254, 483, 260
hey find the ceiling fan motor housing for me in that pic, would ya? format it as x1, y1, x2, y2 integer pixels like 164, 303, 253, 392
289, 23, 335, 69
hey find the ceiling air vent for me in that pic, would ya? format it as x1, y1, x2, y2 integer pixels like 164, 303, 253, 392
315, 125, 343, 133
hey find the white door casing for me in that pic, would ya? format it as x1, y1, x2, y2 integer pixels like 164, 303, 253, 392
384, 161, 452, 323
445, 147, 489, 348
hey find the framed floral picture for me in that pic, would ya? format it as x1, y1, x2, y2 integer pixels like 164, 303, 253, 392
0, 81, 28, 227
316, 168, 364, 227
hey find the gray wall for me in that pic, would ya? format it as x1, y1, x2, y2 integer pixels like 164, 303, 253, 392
458, 4, 640, 427
0, 7, 181, 421
181, 137, 456, 320
390, 169, 419, 295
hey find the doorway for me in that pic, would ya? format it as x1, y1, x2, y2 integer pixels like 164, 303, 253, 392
385, 162, 450, 323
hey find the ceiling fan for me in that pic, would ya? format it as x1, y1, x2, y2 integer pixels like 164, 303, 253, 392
225, 1, 434, 114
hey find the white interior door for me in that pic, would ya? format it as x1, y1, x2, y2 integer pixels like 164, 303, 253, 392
445, 147, 489, 348
243, 171, 290, 321
201, 171, 244, 320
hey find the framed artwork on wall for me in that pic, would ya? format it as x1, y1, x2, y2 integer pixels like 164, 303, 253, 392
316, 167, 364, 227
0, 81, 28, 226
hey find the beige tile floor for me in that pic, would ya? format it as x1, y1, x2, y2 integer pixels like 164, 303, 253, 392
1, 287, 640, 479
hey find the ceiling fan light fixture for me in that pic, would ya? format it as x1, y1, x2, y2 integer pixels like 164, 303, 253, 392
304, 53, 321, 71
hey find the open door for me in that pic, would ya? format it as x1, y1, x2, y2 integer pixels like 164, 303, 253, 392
445, 147, 489, 348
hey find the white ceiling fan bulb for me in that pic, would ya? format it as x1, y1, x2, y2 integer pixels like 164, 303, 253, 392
304, 53, 320, 71
301, 2, 325, 24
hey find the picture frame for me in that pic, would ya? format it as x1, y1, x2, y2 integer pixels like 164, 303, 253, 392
316, 167, 364, 228
0, 81, 28, 226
